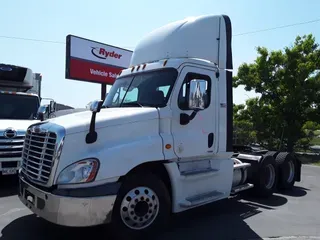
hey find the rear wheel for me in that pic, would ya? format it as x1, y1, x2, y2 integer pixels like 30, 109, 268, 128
252, 155, 278, 197
111, 172, 171, 239
265, 151, 280, 159
275, 152, 296, 190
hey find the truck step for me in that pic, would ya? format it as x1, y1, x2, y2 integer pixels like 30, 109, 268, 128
180, 168, 219, 177
231, 183, 254, 195
179, 190, 224, 208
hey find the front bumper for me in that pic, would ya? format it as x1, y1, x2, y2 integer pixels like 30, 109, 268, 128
18, 176, 118, 227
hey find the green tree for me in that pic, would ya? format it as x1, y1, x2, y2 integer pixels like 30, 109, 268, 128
296, 121, 320, 151
233, 103, 257, 145
234, 34, 320, 151
234, 99, 281, 149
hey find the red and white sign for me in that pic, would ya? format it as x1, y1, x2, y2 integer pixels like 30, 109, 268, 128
65, 35, 133, 85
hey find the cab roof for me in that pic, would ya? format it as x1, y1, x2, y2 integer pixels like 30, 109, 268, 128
130, 15, 231, 69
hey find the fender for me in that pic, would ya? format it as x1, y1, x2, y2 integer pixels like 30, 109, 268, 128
53, 118, 165, 183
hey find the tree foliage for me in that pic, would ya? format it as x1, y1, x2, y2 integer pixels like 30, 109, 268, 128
233, 34, 320, 151
296, 121, 320, 151
233, 103, 256, 145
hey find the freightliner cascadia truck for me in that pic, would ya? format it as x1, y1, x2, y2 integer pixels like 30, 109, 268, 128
18, 15, 301, 238
0, 63, 56, 176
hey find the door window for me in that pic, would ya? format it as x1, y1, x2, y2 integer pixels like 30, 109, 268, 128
178, 72, 211, 110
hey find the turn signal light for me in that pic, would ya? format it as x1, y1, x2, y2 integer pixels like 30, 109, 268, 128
165, 144, 172, 149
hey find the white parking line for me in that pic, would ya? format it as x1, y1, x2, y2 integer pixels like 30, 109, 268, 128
303, 164, 320, 168
0, 208, 27, 218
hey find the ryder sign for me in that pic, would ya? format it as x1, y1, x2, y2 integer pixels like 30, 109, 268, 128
65, 35, 133, 84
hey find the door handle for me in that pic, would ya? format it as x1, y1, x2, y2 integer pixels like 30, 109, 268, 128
208, 133, 214, 148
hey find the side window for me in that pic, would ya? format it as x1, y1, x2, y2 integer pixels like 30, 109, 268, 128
123, 87, 138, 103
112, 87, 138, 105
178, 72, 211, 110
157, 85, 170, 97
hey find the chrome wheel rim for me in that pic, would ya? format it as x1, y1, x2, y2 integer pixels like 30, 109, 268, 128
287, 160, 295, 183
120, 186, 159, 230
265, 164, 276, 189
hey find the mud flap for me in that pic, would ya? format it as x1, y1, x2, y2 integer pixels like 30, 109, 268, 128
294, 154, 302, 182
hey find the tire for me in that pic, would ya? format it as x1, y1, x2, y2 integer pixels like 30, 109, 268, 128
264, 151, 280, 159
275, 152, 296, 190
110, 172, 171, 239
251, 155, 278, 197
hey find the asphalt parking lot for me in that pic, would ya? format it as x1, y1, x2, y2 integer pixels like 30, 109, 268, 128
0, 165, 319, 240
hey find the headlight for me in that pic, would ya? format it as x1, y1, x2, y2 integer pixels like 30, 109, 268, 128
56, 158, 99, 184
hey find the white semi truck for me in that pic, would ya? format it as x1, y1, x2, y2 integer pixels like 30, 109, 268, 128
0, 63, 56, 176
18, 15, 301, 238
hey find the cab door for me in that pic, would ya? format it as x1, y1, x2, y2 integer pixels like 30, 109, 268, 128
170, 65, 218, 161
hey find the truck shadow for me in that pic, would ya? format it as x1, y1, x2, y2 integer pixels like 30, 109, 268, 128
0, 194, 289, 240
277, 186, 309, 197
155, 194, 288, 240
0, 175, 18, 198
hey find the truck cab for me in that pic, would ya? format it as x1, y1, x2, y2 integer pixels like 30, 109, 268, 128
18, 15, 300, 238
0, 63, 55, 175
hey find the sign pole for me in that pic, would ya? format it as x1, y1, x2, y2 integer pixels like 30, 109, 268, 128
101, 83, 106, 100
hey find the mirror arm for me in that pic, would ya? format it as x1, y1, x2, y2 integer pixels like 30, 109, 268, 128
189, 110, 199, 121
38, 112, 44, 121
86, 112, 98, 144
86, 100, 103, 144
180, 109, 200, 125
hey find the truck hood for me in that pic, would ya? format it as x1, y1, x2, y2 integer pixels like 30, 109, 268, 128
48, 107, 159, 135
0, 119, 40, 132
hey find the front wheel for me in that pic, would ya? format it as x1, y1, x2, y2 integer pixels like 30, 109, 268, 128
111, 172, 171, 239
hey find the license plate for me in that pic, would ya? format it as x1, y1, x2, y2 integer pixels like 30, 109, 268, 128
2, 168, 17, 175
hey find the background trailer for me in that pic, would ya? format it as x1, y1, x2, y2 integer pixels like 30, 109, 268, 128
65, 35, 133, 100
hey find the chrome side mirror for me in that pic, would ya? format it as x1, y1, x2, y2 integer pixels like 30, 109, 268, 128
188, 79, 208, 110
90, 100, 104, 113
36, 105, 48, 121
49, 100, 56, 113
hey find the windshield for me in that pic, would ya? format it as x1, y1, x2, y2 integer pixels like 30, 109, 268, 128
103, 68, 178, 108
0, 93, 40, 120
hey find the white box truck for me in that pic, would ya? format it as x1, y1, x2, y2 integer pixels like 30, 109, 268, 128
18, 15, 301, 238
0, 63, 56, 176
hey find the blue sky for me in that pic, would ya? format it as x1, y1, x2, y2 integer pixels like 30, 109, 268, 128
1, 0, 320, 108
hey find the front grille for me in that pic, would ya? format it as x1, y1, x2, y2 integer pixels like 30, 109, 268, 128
0, 135, 25, 158
21, 129, 57, 184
